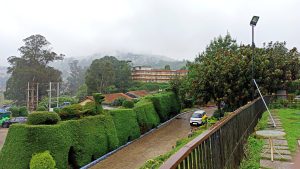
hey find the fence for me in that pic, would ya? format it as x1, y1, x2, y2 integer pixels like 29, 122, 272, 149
160, 97, 270, 169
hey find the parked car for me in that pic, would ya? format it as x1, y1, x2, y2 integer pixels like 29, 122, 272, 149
190, 110, 207, 126
2, 117, 27, 128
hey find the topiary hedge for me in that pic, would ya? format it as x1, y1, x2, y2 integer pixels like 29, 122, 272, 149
133, 100, 160, 133
146, 92, 180, 122
59, 104, 83, 120
30, 151, 56, 169
109, 109, 141, 145
27, 112, 61, 125
122, 100, 134, 108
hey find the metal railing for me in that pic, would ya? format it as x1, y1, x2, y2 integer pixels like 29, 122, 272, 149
160, 97, 270, 169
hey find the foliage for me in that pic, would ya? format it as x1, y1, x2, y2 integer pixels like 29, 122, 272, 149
0, 114, 119, 169
186, 33, 300, 110
122, 100, 134, 108
133, 100, 160, 133
109, 109, 141, 145
164, 65, 171, 70
85, 56, 132, 94
146, 92, 180, 122
276, 109, 300, 152
76, 84, 88, 101
129, 82, 170, 91
27, 112, 61, 125
239, 136, 264, 169
110, 97, 126, 107
92, 93, 104, 113
29, 151, 57, 169
9, 106, 28, 117
5, 35, 63, 105
66, 60, 86, 95
37, 106, 47, 111
59, 104, 83, 120
37, 96, 78, 110
255, 111, 269, 131
212, 109, 225, 119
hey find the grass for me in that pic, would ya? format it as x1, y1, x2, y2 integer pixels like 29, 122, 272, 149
139, 126, 207, 169
239, 111, 269, 169
276, 108, 300, 153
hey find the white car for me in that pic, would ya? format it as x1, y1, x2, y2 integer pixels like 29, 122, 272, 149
190, 110, 207, 126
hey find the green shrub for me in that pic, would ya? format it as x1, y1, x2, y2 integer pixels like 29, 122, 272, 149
30, 151, 56, 169
110, 97, 126, 107
82, 102, 97, 115
8, 106, 28, 117
122, 100, 134, 108
0, 114, 119, 169
213, 109, 224, 119
53, 108, 60, 113
146, 92, 180, 122
19, 106, 28, 116
37, 106, 47, 111
93, 93, 104, 113
59, 104, 83, 120
133, 100, 160, 133
109, 109, 141, 145
27, 112, 61, 125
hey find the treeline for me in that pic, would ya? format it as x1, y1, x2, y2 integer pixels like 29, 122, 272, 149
171, 33, 300, 112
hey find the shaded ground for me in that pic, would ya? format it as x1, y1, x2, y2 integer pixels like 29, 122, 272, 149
291, 142, 300, 169
0, 128, 8, 150
91, 107, 215, 169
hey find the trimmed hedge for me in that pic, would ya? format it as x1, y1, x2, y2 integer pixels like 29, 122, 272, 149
133, 100, 160, 133
27, 112, 61, 125
0, 114, 119, 169
59, 104, 83, 120
146, 92, 180, 122
109, 109, 141, 145
122, 100, 134, 108
30, 151, 56, 169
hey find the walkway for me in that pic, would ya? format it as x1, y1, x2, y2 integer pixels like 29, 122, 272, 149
260, 111, 294, 169
0, 128, 8, 150
90, 107, 216, 169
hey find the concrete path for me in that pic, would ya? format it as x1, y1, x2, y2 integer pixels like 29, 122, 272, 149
90, 107, 216, 169
260, 111, 294, 169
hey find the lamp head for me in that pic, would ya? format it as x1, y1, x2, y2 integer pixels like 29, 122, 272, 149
250, 16, 259, 26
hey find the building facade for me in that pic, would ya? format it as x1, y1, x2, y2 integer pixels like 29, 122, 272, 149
131, 66, 188, 83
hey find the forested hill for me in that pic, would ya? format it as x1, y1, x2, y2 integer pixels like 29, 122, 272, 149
51, 52, 187, 79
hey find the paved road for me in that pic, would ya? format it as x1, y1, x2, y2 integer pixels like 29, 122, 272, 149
91, 107, 216, 169
0, 128, 8, 150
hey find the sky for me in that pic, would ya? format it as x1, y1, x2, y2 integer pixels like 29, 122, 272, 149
0, 0, 300, 65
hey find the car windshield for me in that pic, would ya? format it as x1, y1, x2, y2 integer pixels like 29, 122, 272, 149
192, 113, 203, 118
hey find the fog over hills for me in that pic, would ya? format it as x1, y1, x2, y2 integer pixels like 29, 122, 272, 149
51, 51, 188, 80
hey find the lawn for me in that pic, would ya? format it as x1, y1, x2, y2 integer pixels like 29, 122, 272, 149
276, 108, 300, 153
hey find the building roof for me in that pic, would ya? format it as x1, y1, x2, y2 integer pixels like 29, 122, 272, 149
103, 93, 132, 104
126, 90, 148, 98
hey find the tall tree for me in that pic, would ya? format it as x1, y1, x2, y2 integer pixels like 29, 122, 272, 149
85, 56, 132, 94
5, 35, 64, 105
66, 60, 86, 95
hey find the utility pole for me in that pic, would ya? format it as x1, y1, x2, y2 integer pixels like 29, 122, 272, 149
56, 82, 59, 108
36, 83, 39, 109
27, 82, 30, 110
49, 82, 52, 112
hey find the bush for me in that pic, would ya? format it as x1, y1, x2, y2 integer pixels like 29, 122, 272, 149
19, 107, 28, 116
37, 106, 47, 111
59, 104, 83, 120
92, 93, 104, 113
109, 109, 141, 145
30, 151, 56, 169
27, 112, 61, 125
213, 109, 224, 119
110, 97, 126, 107
146, 92, 180, 122
133, 100, 160, 133
122, 100, 134, 108
9, 106, 28, 117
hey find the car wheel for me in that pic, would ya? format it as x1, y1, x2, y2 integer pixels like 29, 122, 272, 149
2, 122, 9, 128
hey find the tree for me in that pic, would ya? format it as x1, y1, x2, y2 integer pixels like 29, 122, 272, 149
5, 35, 64, 105
85, 56, 132, 94
164, 65, 171, 70
66, 60, 86, 95
186, 34, 300, 110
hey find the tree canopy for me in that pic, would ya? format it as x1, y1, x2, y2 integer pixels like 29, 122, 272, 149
5, 35, 64, 105
85, 56, 132, 94
173, 33, 300, 110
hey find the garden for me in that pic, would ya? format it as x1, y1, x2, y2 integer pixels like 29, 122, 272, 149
0, 91, 181, 169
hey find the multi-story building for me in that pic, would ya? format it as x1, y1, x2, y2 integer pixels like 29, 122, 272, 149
131, 66, 188, 83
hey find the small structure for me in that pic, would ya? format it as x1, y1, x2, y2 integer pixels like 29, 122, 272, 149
79, 96, 94, 106
125, 90, 148, 98
103, 93, 132, 104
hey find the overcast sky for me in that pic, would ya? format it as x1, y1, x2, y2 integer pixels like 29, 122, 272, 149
0, 0, 299, 65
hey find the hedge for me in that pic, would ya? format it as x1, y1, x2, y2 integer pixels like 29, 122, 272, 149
133, 100, 160, 133
59, 104, 83, 120
146, 92, 180, 122
30, 151, 56, 169
0, 114, 119, 169
27, 112, 61, 125
122, 100, 134, 108
109, 109, 141, 145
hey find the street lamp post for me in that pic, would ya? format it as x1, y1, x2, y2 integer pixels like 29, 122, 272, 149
250, 16, 259, 99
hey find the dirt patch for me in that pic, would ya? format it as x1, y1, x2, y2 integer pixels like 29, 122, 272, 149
0, 128, 9, 150
91, 107, 216, 169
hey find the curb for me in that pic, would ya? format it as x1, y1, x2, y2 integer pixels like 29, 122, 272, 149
80, 109, 197, 169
